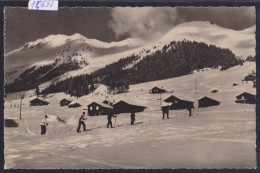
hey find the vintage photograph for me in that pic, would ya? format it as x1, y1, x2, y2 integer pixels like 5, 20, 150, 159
4, 7, 256, 169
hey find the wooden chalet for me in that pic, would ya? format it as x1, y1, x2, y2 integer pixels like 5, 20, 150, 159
235, 92, 256, 104
60, 98, 72, 107
244, 74, 256, 81
102, 100, 114, 106
5, 119, 18, 127
113, 100, 146, 114
164, 95, 194, 117
149, 87, 167, 94
68, 101, 81, 108
87, 102, 113, 116
30, 98, 49, 106
198, 96, 220, 108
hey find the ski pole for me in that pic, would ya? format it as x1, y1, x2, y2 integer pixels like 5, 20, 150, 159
114, 115, 117, 127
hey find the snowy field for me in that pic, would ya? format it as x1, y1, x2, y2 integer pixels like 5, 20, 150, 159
4, 62, 256, 169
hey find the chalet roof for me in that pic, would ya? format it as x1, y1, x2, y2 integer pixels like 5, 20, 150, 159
88, 102, 113, 109
164, 94, 194, 103
198, 96, 220, 103
60, 98, 72, 102
113, 100, 147, 113
236, 92, 255, 98
150, 86, 166, 91
245, 74, 256, 77
30, 98, 49, 103
114, 100, 146, 107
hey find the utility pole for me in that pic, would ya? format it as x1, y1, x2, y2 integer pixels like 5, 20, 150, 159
160, 93, 162, 106
195, 78, 197, 94
19, 93, 25, 119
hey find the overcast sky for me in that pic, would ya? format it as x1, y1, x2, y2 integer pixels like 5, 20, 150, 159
5, 7, 255, 53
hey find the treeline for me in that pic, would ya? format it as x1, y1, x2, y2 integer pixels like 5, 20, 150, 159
5, 62, 81, 93
41, 55, 138, 96
41, 74, 95, 98
127, 40, 243, 84
92, 55, 138, 93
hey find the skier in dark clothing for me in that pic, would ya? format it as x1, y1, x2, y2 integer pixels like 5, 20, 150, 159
41, 115, 49, 135
130, 112, 135, 125
107, 112, 116, 128
77, 112, 87, 133
162, 106, 169, 120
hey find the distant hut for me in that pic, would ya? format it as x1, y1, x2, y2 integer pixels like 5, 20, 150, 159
164, 95, 194, 117
87, 102, 113, 116
149, 87, 167, 94
60, 98, 72, 107
244, 74, 256, 81
198, 96, 220, 108
68, 101, 81, 108
235, 92, 256, 104
113, 100, 146, 114
102, 100, 114, 106
5, 119, 18, 127
211, 89, 218, 93
30, 98, 49, 106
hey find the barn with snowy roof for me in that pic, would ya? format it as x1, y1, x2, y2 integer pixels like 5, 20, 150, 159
198, 96, 220, 108
244, 74, 256, 81
60, 98, 72, 107
235, 92, 256, 104
87, 102, 113, 116
164, 95, 194, 117
113, 100, 146, 114
68, 101, 81, 108
149, 87, 167, 94
30, 98, 49, 106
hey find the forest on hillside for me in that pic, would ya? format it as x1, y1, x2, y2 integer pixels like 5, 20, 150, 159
6, 40, 244, 97
40, 40, 243, 97
5, 62, 81, 93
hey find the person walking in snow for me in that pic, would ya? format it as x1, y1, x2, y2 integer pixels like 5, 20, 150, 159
130, 112, 135, 125
41, 115, 49, 135
77, 112, 87, 133
107, 112, 116, 128
162, 106, 169, 120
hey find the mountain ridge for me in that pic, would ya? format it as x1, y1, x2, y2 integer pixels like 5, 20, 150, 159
5, 21, 255, 94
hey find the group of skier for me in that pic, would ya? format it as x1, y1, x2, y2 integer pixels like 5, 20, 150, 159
77, 111, 136, 132
41, 106, 168, 135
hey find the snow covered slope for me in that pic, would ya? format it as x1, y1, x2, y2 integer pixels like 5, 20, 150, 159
159, 21, 255, 58
5, 33, 144, 71
4, 62, 256, 168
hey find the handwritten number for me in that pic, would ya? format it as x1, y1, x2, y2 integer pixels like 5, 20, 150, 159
29, 0, 56, 10
49, 0, 54, 7
41, 0, 46, 7
30, 1, 35, 9
35, 1, 42, 10
46, 0, 50, 7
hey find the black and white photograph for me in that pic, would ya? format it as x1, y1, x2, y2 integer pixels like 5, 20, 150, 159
4, 6, 256, 169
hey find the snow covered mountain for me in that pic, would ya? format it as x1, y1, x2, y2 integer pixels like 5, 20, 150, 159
5, 21, 255, 93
